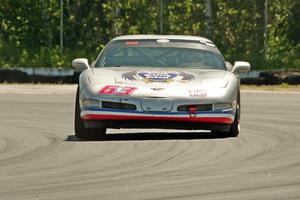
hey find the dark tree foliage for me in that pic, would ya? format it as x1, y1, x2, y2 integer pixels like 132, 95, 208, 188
0, 0, 299, 69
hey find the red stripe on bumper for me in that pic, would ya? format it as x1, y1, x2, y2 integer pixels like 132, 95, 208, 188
81, 114, 233, 124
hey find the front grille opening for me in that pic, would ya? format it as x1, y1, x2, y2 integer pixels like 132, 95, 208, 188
102, 101, 137, 110
177, 104, 212, 111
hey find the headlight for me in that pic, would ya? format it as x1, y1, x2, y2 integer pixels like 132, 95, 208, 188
213, 102, 233, 110
81, 99, 101, 107
88, 76, 97, 85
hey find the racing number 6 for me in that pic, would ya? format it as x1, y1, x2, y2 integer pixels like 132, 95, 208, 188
98, 85, 137, 96
98, 85, 119, 95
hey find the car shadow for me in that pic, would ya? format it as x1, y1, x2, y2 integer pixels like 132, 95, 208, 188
65, 131, 230, 142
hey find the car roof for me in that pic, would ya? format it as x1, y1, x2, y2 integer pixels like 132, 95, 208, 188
112, 34, 215, 46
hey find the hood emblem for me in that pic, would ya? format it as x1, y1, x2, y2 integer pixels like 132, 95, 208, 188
122, 70, 194, 83
137, 72, 177, 82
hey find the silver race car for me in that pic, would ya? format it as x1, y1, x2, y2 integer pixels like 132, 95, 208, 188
72, 35, 250, 139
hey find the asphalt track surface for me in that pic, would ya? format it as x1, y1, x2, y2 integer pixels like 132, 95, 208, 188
0, 85, 299, 200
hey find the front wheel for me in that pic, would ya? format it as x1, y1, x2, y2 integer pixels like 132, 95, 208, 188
226, 111, 240, 137
74, 86, 106, 140
211, 111, 240, 138
212, 94, 240, 137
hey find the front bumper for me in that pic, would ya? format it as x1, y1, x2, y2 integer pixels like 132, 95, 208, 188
81, 108, 234, 130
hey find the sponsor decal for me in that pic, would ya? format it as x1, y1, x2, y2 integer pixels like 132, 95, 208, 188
122, 70, 194, 83
188, 89, 207, 97
150, 87, 165, 91
98, 85, 137, 96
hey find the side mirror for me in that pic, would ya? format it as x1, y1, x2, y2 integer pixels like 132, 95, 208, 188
72, 58, 90, 71
232, 61, 251, 73
225, 61, 233, 71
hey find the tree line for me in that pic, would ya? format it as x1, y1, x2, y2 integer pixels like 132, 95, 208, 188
0, 0, 299, 69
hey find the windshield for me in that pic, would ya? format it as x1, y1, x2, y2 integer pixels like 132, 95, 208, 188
95, 40, 225, 70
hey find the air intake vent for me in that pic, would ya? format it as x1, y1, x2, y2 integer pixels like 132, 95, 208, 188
102, 101, 136, 110
177, 104, 212, 112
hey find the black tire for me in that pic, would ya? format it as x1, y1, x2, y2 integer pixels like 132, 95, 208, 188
226, 92, 241, 137
211, 112, 239, 138
212, 93, 240, 138
74, 86, 106, 140
225, 110, 240, 137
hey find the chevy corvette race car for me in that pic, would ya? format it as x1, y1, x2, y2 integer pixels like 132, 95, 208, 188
72, 35, 250, 139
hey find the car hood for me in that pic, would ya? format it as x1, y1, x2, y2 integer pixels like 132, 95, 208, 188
90, 67, 230, 88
